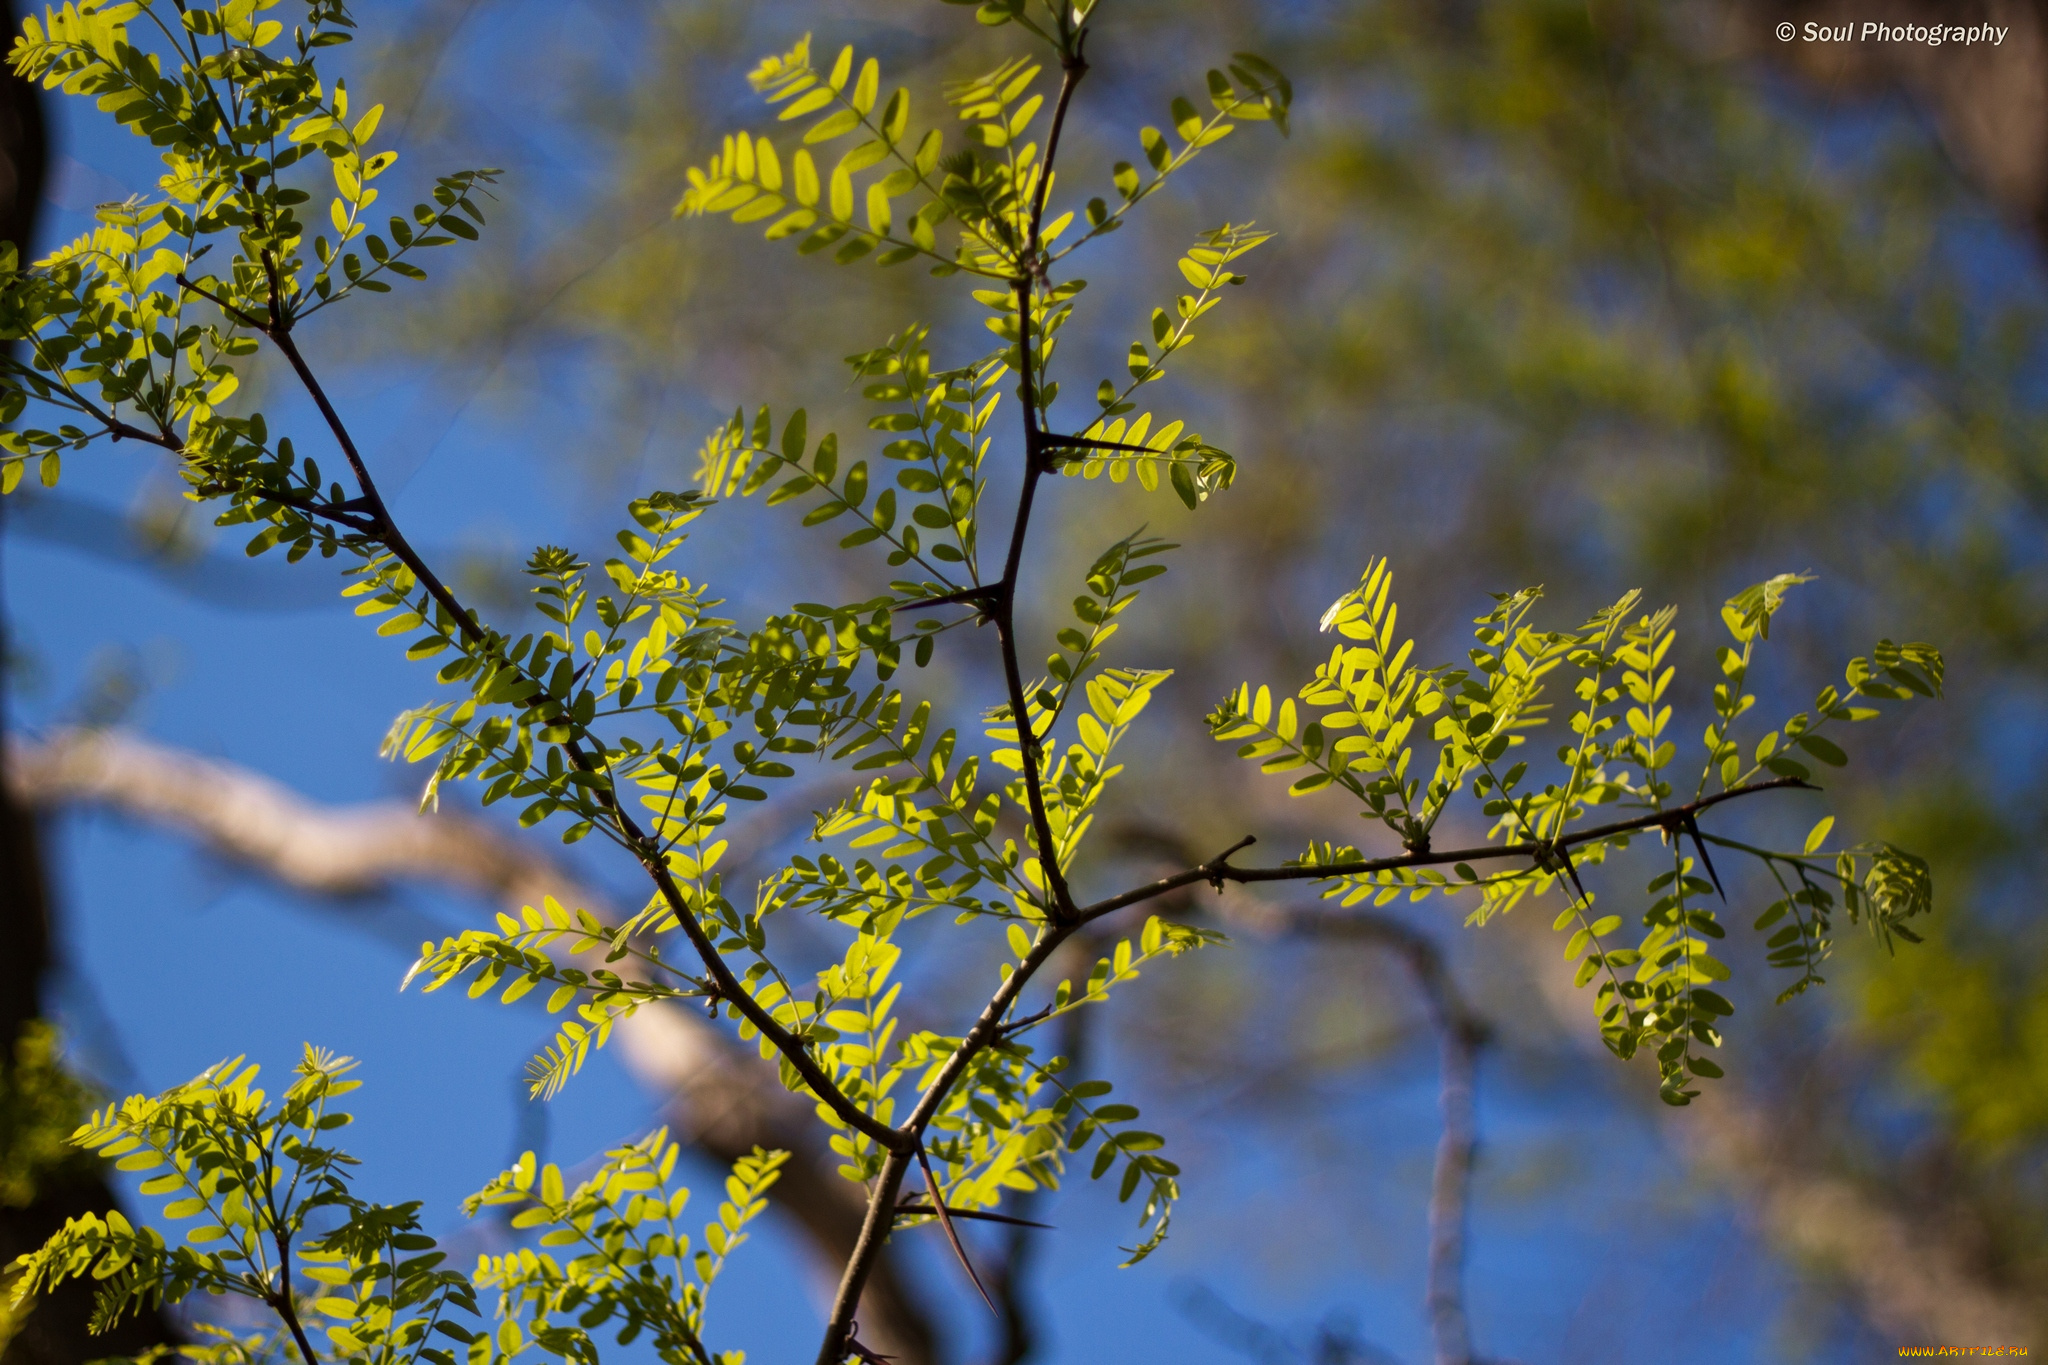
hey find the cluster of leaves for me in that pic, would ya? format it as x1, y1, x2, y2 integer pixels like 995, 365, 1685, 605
402, 895, 715, 1103
464, 1133, 783, 1365
677, 30, 1288, 281
0, 0, 493, 507
1212, 564, 1942, 1103
905, 916, 1221, 1265
695, 333, 1004, 594
1057, 222, 1269, 506
377, 491, 763, 850
2, 1052, 802, 1365
5, 1048, 480, 1364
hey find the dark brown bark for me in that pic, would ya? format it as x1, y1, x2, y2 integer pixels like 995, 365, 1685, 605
0, 0, 48, 1045
0, 9, 175, 1358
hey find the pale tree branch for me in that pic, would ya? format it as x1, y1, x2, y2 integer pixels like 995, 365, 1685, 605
1284, 912, 1485, 1365
5, 727, 943, 1365
1118, 820, 2041, 1352
1199, 892, 1493, 1365
1110, 821, 1492, 1363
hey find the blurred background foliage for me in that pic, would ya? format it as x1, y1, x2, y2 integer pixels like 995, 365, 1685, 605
360, 0, 2048, 1343
8, 0, 2048, 1360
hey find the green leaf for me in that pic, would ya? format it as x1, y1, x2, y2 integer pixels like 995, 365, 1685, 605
1794, 733, 1848, 766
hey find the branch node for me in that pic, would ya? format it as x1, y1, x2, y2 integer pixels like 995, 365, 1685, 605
1204, 834, 1257, 891
1535, 839, 1591, 905
891, 583, 998, 615
1682, 812, 1728, 901
842, 1324, 895, 1365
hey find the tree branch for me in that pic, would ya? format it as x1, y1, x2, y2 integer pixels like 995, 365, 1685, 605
174, 272, 267, 333
1257, 906, 1487, 1365
170, 292, 899, 1150
259, 324, 486, 650
974, 37, 1095, 934
816, 1148, 914, 1365
1115, 822, 1493, 1365
1026, 36, 1087, 260
636, 846, 905, 1149
1077, 778, 1819, 925
1037, 433, 1159, 456
994, 268, 1076, 924
268, 1224, 322, 1365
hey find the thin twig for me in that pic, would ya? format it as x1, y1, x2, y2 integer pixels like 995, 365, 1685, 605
174, 271, 266, 332
816, 918, 1083, 1362
637, 852, 903, 1147
1026, 32, 1087, 261
267, 1229, 321, 1365
995, 267, 1077, 921
975, 35, 1095, 930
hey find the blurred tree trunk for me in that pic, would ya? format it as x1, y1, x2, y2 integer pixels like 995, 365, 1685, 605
1737, 0, 2048, 246
0, 5, 174, 1358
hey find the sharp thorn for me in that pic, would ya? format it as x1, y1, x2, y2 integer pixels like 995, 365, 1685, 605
917, 1146, 997, 1314
1685, 815, 1728, 902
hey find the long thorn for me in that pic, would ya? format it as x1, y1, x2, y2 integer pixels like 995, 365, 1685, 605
1683, 814, 1727, 901
892, 583, 998, 614
916, 1145, 997, 1314
895, 1198, 1053, 1230
1553, 841, 1591, 905
1040, 433, 1160, 455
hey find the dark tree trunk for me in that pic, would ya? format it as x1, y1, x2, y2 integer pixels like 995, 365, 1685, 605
0, 6, 174, 1359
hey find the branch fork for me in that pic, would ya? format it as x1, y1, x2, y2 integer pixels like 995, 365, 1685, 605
1203, 834, 1257, 890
